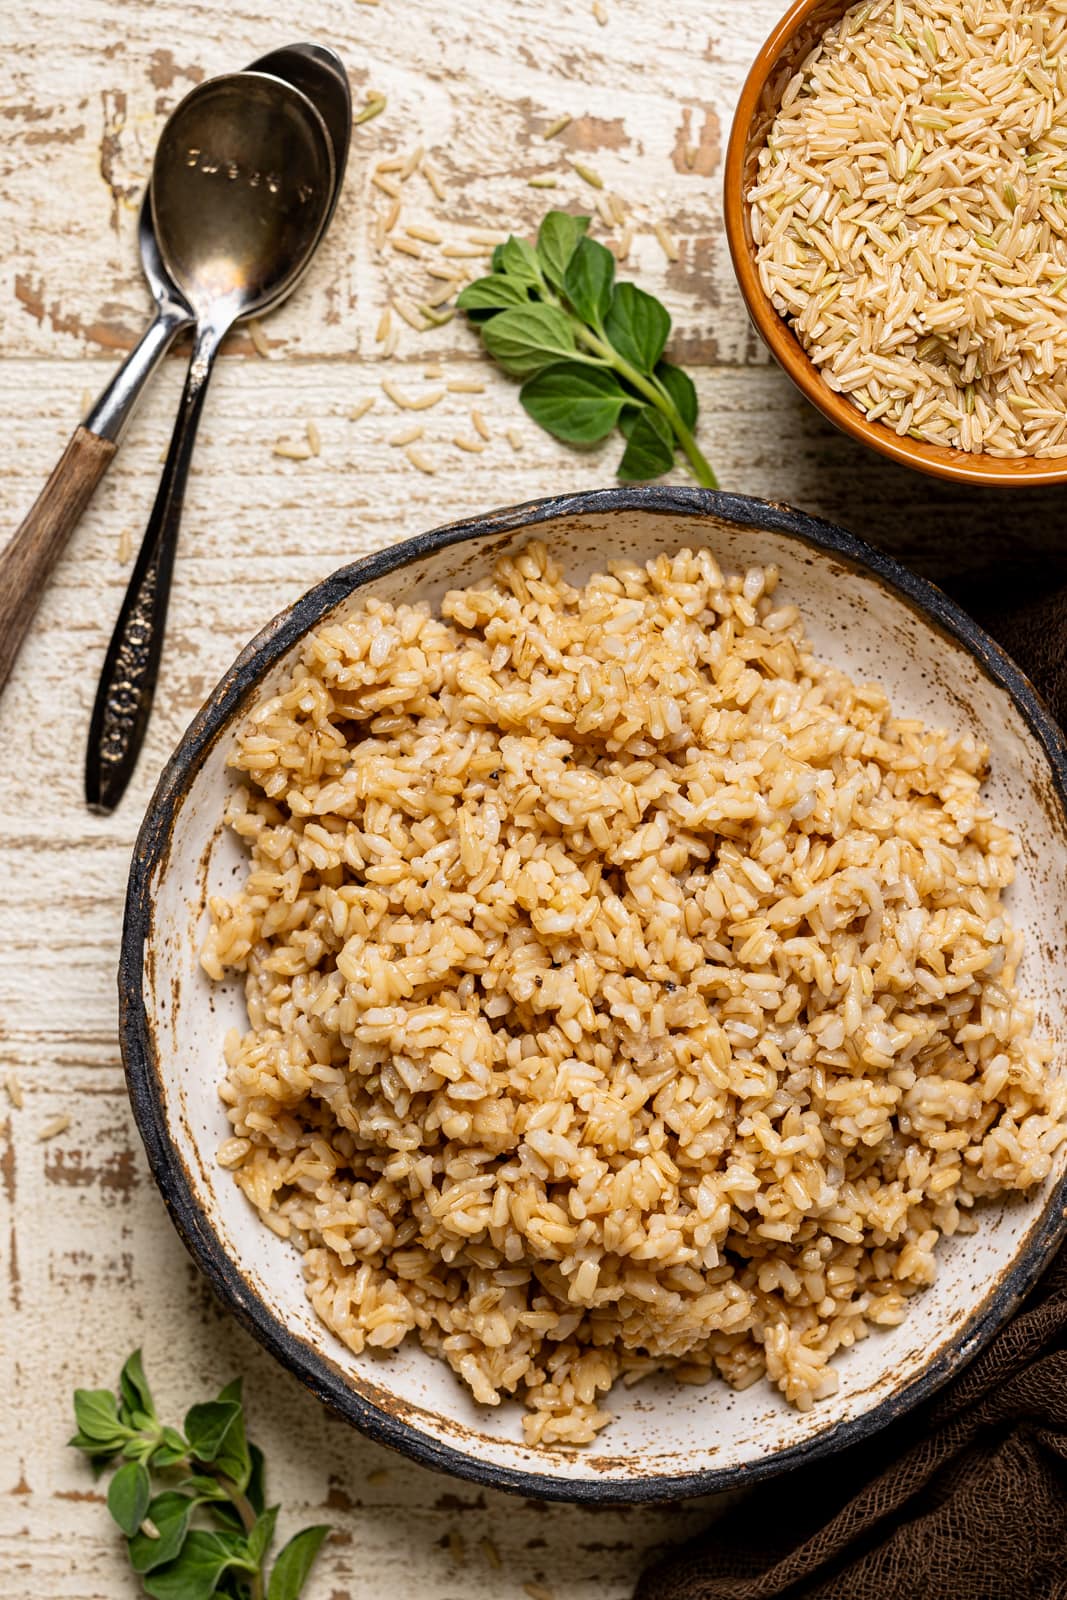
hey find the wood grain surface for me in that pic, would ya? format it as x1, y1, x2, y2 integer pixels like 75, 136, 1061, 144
2, 3, 1061, 1596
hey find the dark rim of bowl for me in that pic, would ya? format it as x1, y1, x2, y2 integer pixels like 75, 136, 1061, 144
121, 484, 1067, 1504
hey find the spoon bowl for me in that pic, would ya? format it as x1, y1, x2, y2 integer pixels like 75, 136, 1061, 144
151, 72, 334, 326
250, 43, 351, 228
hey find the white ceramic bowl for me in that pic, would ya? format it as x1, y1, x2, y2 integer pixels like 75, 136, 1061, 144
121, 487, 1067, 1502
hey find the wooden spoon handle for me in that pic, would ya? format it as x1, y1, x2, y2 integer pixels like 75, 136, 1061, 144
0, 425, 117, 694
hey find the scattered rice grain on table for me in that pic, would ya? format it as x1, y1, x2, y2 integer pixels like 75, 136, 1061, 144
272, 438, 313, 461
570, 159, 604, 190
402, 145, 425, 182
248, 319, 271, 359
422, 160, 447, 202
354, 93, 387, 126
403, 444, 437, 473
750, 0, 1067, 458
204, 545, 1064, 1443
37, 1114, 71, 1142
653, 221, 679, 262
392, 296, 430, 331
405, 387, 446, 410
381, 377, 413, 409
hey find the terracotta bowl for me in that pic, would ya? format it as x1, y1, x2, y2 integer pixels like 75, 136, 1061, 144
121, 487, 1067, 1502
723, 0, 1067, 487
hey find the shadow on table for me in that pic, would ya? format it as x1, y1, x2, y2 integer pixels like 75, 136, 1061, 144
755, 390, 1067, 726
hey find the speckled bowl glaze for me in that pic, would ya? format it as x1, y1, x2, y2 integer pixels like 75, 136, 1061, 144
121, 487, 1067, 1502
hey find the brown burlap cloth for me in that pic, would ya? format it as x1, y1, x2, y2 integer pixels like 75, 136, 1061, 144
638, 565, 1067, 1600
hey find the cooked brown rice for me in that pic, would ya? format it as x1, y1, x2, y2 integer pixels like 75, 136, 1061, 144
203, 544, 1064, 1444
750, 0, 1067, 458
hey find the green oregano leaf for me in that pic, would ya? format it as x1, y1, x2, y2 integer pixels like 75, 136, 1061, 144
245, 1444, 267, 1516
481, 303, 579, 377
119, 1349, 156, 1426
72, 1389, 126, 1451
455, 274, 532, 317
108, 1459, 152, 1537
562, 235, 616, 327
604, 281, 671, 374
654, 360, 698, 428
266, 1525, 332, 1600
618, 404, 643, 439
247, 1506, 280, 1567
617, 406, 676, 479
183, 1401, 243, 1469
121, 1434, 158, 1463
493, 234, 544, 289
520, 363, 629, 443
142, 1529, 253, 1600
128, 1491, 197, 1574
151, 1426, 190, 1470
535, 210, 590, 289
210, 1381, 252, 1491
181, 1474, 233, 1502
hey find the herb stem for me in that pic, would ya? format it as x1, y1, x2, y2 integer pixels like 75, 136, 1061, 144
576, 325, 718, 488
210, 1472, 264, 1600
182, 1455, 265, 1600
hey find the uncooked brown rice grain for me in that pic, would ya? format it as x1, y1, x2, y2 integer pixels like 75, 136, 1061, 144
403, 444, 437, 472
37, 1115, 71, 1142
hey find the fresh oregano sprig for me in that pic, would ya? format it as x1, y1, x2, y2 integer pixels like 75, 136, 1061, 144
457, 210, 718, 487
70, 1350, 329, 1600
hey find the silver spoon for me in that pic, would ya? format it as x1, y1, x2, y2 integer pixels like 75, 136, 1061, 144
84, 72, 335, 813
0, 43, 349, 700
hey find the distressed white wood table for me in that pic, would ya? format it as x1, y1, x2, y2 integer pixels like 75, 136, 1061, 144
2, 3, 1059, 1595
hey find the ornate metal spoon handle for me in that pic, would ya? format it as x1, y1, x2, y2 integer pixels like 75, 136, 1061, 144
85, 323, 223, 814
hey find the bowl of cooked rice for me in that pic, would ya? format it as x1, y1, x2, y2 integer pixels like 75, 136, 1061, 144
121, 486, 1067, 1500
725, 0, 1067, 484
